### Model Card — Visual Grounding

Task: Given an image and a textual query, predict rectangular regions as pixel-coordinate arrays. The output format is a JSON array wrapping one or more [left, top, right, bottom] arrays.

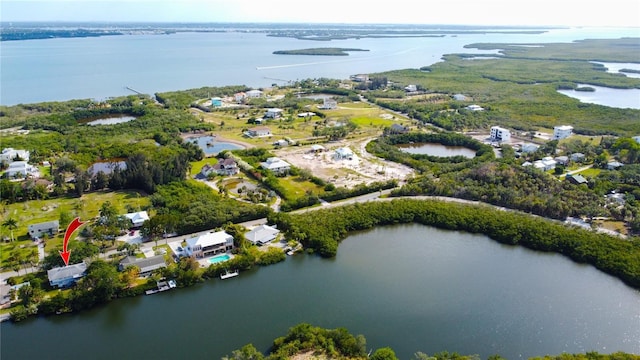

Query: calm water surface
[[85, 115, 136, 126], [398, 143, 477, 158], [187, 135, 244, 155], [2, 224, 639, 360], [557, 84, 640, 109], [2, 27, 638, 105]]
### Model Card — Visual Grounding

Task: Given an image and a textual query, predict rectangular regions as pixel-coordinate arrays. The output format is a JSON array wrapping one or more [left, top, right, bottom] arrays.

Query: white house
[[452, 94, 467, 101], [4, 161, 38, 178], [245, 224, 280, 246], [334, 147, 354, 160], [465, 104, 484, 111], [521, 143, 540, 153], [533, 156, 557, 171], [28, 220, 59, 240], [119, 255, 167, 277], [47, 262, 87, 288], [260, 157, 291, 175], [124, 211, 149, 228], [0, 148, 29, 165], [201, 159, 239, 177], [265, 108, 284, 119], [245, 126, 271, 138], [490, 126, 511, 143], [553, 125, 573, 140], [404, 84, 417, 92], [607, 161, 624, 170], [185, 230, 234, 258], [319, 98, 337, 110], [246, 89, 263, 98], [570, 153, 586, 162], [234, 92, 246, 103]]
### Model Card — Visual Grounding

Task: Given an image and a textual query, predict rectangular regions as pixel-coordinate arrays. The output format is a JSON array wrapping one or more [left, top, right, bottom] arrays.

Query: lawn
[[278, 176, 325, 199], [1, 190, 150, 267]]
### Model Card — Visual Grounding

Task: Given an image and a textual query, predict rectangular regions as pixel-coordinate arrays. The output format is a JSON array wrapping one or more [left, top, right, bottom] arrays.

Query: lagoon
[[557, 83, 640, 109], [2, 224, 638, 360], [188, 135, 244, 155], [85, 115, 136, 126]]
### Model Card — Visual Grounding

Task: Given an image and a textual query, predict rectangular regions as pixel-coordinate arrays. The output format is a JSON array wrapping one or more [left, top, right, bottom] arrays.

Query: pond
[[1, 224, 638, 360], [85, 115, 137, 126], [397, 142, 477, 158], [557, 83, 640, 109], [188, 135, 244, 155]]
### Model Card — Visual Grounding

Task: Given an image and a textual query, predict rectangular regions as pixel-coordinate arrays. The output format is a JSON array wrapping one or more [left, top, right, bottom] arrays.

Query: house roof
[[28, 220, 59, 231], [249, 126, 270, 132], [245, 224, 280, 245], [124, 211, 149, 225], [186, 231, 233, 249], [310, 144, 325, 151], [567, 174, 588, 184], [120, 255, 167, 273], [47, 262, 87, 282], [260, 157, 290, 171]]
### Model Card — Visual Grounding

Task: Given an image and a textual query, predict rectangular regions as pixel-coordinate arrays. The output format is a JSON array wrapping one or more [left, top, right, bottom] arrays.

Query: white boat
[[220, 270, 239, 280]]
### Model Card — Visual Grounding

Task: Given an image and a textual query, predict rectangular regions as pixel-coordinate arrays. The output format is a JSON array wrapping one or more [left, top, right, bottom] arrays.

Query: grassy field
[[1, 190, 150, 267]]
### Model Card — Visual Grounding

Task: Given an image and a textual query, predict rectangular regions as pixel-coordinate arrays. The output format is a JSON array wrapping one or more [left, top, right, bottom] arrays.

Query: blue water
[[209, 253, 231, 264], [2, 26, 638, 105], [557, 84, 640, 109], [188, 136, 243, 155]]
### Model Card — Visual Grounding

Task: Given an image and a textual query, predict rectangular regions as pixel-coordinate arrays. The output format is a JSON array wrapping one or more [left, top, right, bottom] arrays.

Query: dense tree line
[[150, 181, 271, 234], [155, 85, 251, 109], [268, 199, 640, 289], [224, 323, 638, 360]]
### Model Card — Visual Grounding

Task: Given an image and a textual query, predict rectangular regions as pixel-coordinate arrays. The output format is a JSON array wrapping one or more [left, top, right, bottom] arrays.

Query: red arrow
[[60, 217, 85, 266]]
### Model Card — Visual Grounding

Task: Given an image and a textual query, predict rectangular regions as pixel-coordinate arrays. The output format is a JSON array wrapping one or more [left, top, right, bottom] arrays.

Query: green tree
[[222, 344, 264, 360], [2, 217, 18, 242], [370, 347, 399, 360]]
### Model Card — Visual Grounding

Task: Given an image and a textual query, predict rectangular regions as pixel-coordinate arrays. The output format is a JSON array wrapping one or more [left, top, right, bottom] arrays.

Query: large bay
[[2, 224, 639, 359], [1, 26, 638, 105]]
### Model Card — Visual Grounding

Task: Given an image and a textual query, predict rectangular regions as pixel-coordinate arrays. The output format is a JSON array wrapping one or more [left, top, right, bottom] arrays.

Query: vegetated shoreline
[[273, 47, 369, 56]]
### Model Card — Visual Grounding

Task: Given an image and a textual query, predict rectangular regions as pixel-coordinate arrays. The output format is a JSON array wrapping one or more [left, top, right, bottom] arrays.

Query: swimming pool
[[208, 254, 231, 264]]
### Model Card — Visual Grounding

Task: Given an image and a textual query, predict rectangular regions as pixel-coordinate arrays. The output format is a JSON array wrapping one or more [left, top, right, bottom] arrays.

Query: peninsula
[[273, 47, 369, 56]]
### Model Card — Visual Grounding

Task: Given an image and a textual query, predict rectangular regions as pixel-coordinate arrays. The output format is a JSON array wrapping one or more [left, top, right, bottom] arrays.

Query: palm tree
[[2, 217, 18, 242]]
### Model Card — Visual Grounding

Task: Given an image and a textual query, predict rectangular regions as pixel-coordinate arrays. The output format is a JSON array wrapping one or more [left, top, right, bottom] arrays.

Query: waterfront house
[[123, 211, 149, 228], [28, 220, 59, 240], [185, 231, 234, 259], [119, 255, 167, 277], [350, 74, 369, 82], [245, 126, 272, 138], [245, 224, 280, 246], [260, 157, 291, 175], [334, 147, 354, 160], [0, 148, 30, 165], [47, 262, 87, 288]]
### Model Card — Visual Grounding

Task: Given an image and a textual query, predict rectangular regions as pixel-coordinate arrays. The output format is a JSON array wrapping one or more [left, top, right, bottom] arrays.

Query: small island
[[273, 47, 369, 56]]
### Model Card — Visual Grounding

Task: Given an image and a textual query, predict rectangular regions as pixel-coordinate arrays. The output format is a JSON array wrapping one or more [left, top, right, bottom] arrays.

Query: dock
[[145, 279, 177, 295], [125, 86, 144, 95], [220, 270, 239, 280]]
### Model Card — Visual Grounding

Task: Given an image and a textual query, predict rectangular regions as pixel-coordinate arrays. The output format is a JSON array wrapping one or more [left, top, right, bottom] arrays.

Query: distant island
[[273, 47, 369, 56]]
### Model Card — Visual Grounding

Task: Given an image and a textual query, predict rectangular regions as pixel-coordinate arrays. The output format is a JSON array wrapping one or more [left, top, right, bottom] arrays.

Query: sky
[[1, 0, 639, 27]]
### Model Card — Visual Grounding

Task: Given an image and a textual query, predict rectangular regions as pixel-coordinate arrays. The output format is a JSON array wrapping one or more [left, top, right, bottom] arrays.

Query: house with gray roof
[[28, 220, 59, 240], [47, 262, 87, 288], [245, 224, 280, 246], [119, 255, 167, 277]]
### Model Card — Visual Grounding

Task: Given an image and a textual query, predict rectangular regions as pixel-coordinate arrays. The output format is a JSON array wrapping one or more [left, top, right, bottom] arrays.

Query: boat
[[220, 270, 239, 280], [145, 279, 177, 295]]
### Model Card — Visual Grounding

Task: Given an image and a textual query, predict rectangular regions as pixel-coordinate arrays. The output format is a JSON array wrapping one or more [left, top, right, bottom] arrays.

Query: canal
[[2, 224, 639, 359]]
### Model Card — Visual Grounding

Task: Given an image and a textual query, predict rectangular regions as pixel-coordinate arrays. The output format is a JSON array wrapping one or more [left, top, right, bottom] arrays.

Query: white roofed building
[[553, 125, 573, 140], [490, 126, 511, 143], [260, 157, 291, 175], [124, 211, 150, 228], [0, 148, 30, 165], [185, 231, 234, 258], [245, 224, 280, 246]]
